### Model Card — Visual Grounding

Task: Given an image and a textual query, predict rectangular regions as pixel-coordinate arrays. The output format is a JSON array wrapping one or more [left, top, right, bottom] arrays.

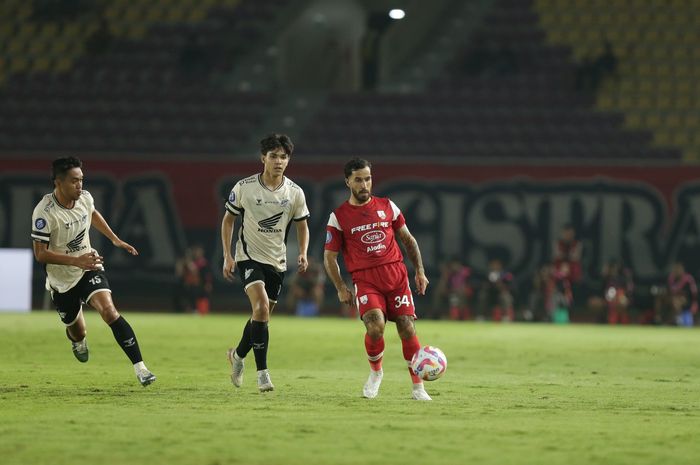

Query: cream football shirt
[[225, 174, 309, 272], [31, 191, 98, 293]]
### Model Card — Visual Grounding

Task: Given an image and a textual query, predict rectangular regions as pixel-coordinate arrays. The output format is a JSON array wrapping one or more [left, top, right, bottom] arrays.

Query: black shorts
[[51, 270, 111, 325], [237, 260, 284, 302]]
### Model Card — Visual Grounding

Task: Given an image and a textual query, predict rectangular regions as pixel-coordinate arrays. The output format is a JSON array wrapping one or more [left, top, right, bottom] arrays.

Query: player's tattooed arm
[[397, 225, 429, 295]]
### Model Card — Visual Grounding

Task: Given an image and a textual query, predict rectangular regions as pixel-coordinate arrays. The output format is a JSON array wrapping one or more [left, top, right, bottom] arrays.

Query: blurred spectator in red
[[174, 247, 200, 313], [668, 262, 698, 327], [286, 256, 325, 317], [477, 258, 514, 322], [551, 261, 574, 323], [434, 256, 473, 320], [526, 264, 554, 321], [191, 245, 213, 315], [602, 260, 634, 324], [552, 223, 582, 283]]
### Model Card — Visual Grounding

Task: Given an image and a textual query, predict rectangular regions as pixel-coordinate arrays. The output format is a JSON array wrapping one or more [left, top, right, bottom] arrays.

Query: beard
[[352, 188, 371, 203]]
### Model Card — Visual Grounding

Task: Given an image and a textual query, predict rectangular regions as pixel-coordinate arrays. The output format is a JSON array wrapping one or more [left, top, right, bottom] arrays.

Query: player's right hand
[[75, 251, 104, 270], [223, 256, 236, 282], [338, 285, 355, 308]]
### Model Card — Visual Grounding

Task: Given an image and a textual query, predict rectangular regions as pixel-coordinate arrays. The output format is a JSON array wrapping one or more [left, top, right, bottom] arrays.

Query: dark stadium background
[[1, 0, 699, 319]]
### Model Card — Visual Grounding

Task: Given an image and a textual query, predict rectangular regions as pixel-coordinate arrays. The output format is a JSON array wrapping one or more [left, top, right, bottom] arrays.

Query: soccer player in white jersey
[[31, 157, 156, 386], [222, 134, 310, 392], [324, 158, 432, 400]]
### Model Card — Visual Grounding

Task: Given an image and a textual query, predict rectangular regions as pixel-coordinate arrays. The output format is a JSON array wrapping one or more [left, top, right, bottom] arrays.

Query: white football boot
[[257, 369, 275, 392], [227, 348, 245, 387], [362, 369, 383, 399], [412, 383, 432, 401]]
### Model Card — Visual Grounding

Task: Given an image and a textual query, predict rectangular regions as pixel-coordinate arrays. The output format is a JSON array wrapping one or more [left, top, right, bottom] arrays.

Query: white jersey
[[225, 174, 309, 272], [31, 191, 97, 293]]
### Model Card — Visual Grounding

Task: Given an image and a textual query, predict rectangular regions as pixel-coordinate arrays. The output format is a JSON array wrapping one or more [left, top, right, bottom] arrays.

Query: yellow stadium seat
[[9, 56, 29, 73], [32, 57, 51, 72]]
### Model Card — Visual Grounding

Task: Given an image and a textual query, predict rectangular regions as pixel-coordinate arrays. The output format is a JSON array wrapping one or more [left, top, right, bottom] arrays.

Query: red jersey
[[325, 196, 406, 273]]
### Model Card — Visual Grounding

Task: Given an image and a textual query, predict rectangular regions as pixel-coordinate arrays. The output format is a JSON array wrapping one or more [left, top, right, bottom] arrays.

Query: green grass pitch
[[1, 312, 699, 465]]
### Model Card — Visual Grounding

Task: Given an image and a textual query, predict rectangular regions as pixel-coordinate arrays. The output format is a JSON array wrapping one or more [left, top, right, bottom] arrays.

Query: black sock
[[235, 318, 253, 358], [251, 320, 269, 371], [109, 316, 143, 364]]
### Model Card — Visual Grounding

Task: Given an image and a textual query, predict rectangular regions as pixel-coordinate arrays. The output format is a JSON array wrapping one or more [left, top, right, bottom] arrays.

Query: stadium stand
[[0, 0, 284, 154], [297, 0, 680, 161], [535, 0, 700, 162], [0, 0, 690, 161]]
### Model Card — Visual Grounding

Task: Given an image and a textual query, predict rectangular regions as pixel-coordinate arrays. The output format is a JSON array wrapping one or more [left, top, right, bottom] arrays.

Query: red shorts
[[352, 261, 416, 321]]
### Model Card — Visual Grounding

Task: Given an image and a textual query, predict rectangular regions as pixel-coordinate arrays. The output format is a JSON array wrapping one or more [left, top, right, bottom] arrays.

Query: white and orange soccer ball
[[410, 345, 447, 381]]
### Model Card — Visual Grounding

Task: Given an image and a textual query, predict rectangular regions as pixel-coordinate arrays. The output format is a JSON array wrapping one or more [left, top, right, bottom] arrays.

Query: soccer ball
[[411, 345, 447, 381]]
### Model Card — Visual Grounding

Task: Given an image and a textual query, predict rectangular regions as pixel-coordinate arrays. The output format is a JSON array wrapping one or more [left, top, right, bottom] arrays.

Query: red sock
[[364, 333, 384, 371], [401, 335, 422, 384]]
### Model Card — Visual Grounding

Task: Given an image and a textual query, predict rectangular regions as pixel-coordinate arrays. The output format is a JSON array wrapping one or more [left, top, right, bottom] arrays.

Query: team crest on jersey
[[35, 218, 47, 229], [359, 295, 368, 305], [280, 199, 289, 207], [377, 210, 386, 219]]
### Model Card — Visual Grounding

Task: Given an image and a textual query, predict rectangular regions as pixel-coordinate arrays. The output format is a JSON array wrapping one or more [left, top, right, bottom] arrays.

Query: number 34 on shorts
[[394, 294, 413, 308]]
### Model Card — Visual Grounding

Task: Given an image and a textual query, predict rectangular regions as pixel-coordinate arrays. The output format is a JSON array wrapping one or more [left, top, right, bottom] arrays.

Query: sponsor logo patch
[[361, 231, 386, 244]]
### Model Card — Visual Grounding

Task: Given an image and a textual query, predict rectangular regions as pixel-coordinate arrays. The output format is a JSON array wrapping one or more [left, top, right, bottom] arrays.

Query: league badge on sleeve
[[228, 191, 236, 204], [35, 218, 47, 229], [325, 231, 332, 244]]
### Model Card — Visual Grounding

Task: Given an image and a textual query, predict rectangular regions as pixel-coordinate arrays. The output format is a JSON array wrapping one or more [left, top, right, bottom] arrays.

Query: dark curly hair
[[260, 133, 294, 157], [52, 156, 82, 181], [343, 158, 371, 179]]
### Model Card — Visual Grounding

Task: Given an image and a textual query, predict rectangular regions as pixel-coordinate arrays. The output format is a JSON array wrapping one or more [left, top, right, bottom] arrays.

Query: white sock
[[133, 361, 146, 372]]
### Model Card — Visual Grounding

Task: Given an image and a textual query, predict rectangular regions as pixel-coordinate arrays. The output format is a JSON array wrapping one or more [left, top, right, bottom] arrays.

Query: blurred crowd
[[431, 224, 698, 326], [173, 224, 697, 326]]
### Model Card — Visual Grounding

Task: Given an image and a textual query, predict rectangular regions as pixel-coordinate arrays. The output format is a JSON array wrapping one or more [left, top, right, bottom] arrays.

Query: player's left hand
[[297, 254, 308, 273], [113, 239, 138, 256], [415, 272, 429, 295]]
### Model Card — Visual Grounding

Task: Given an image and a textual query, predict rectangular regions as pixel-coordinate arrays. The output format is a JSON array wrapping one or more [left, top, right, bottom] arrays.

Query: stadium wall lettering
[[2, 161, 700, 285]]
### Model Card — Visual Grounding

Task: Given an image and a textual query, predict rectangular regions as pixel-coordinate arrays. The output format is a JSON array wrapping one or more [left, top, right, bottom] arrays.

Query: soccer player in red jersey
[[323, 158, 432, 400]]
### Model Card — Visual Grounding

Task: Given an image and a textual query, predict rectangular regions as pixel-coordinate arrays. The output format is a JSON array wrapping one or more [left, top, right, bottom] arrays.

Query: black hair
[[260, 133, 294, 156], [343, 157, 371, 179], [52, 156, 82, 181]]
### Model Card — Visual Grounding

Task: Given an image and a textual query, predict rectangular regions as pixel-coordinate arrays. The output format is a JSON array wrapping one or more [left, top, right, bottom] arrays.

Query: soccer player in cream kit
[[222, 134, 310, 392], [324, 158, 433, 400], [31, 157, 155, 386]]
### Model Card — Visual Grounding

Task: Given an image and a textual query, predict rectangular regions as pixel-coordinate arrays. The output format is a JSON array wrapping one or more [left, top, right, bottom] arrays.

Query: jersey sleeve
[[293, 187, 310, 221], [225, 182, 243, 216], [83, 190, 96, 214], [31, 203, 52, 244], [389, 199, 406, 230], [324, 212, 343, 252]]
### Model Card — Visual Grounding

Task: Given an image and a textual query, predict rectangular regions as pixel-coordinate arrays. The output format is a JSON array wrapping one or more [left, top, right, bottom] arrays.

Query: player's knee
[[253, 301, 271, 318], [99, 305, 120, 324], [395, 316, 416, 338], [366, 323, 384, 340]]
